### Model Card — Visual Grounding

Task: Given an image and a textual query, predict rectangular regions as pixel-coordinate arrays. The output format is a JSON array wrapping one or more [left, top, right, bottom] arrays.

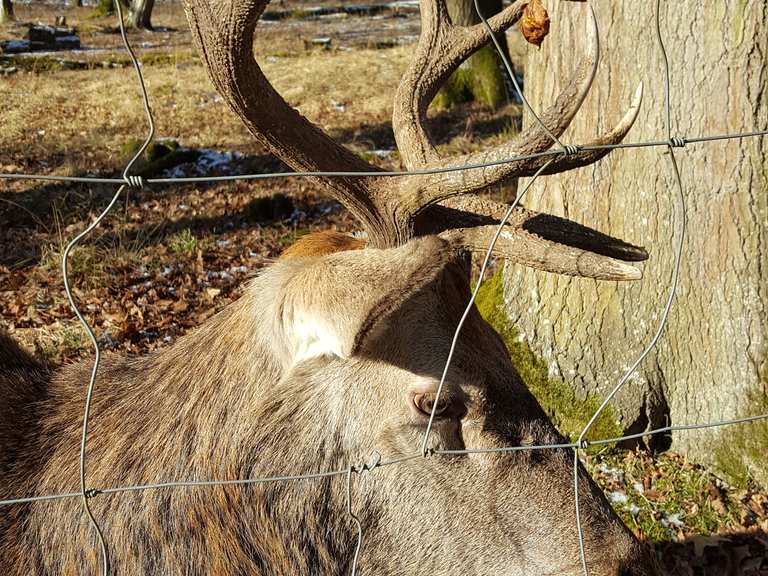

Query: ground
[[0, 2, 766, 573]]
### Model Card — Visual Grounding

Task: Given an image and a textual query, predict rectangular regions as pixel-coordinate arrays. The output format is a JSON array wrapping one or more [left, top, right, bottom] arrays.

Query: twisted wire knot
[[561, 144, 581, 156], [578, 439, 590, 450], [351, 452, 382, 474], [421, 447, 435, 458], [125, 175, 145, 189], [668, 136, 686, 148], [83, 488, 102, 499]]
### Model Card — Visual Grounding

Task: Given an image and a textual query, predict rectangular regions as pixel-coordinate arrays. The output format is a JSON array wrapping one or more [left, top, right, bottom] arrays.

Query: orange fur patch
[[280, 231, 367, 259]]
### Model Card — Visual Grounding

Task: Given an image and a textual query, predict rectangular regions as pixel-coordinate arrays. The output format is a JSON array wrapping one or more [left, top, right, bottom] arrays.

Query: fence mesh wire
[[1, 0, 767, 575]]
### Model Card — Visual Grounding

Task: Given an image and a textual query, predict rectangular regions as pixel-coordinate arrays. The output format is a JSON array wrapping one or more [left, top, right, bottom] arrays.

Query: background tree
[[434, 0, 513, 109], [92, 0, 127, 18], [504, 1, 768, 484], [91, 0, 153, 29], [128, 0, 155, 29], [0, 0, 15, 24]]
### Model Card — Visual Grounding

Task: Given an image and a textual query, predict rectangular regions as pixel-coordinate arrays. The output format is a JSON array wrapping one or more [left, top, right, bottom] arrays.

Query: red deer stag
[[0, 0, 660, 574]]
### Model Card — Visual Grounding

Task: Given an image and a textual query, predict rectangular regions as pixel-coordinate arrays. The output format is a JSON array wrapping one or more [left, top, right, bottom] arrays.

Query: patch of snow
[[624, 503, 641, 516], [661, 513, 684, 529], [370, 149, 394, 158], [2, 40, 31, 52], [608, 491, 628, 504], [597, 463, 625, 482], [197, 149, 242, 172], [164, 148, 242, 178], [289, 208, 307, 223]]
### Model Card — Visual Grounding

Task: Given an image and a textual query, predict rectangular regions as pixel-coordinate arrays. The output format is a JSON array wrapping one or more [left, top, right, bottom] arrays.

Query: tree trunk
[[128, 0, 155, 30], [504, 2, 768, 483], [0, 0, 15, 23], [92, 0, 127, 18], [434, 0, 512, 109]]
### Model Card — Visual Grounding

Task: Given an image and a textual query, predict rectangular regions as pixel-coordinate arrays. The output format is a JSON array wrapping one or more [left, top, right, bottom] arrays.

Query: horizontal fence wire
[[2, 131, 768, 187], [3, 413, 767, 507], [1, 0, 767, 575]]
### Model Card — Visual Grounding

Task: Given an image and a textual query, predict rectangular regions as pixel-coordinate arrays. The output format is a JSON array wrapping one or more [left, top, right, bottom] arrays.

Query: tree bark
[[435, 0, 512, 109], [504, 2, 768, 481], [128, 0, 155, 30], [0, 0, 15, 23], [92, 0, 127, 18]]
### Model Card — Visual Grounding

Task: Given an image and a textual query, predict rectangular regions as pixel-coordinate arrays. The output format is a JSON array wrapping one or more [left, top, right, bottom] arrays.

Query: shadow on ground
[[655, 529, 767, 575]]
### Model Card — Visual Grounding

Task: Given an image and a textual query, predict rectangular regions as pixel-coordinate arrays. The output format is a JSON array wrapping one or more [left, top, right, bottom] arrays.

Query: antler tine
[[445, 226, 643, 281], [419, 196, 646, 281], [393, 2, 605, 218], [392, 0, 528, 170], [183, 0, 649, 271], [483, 82, 644, 179]]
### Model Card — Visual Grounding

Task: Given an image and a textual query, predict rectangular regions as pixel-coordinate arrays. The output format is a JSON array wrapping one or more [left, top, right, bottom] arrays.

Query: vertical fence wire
[[571, 1, 688, 572], [420, 157, 555, 454], [62, 0, 159, 573]]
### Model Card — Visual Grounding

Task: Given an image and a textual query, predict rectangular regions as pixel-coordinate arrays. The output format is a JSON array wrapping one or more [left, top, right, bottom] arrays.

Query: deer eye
[[412, 392, 452, 418]]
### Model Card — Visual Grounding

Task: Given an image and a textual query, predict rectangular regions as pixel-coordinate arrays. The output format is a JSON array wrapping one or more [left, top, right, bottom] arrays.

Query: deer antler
[[182, 0, 391, 241], [182, 0, 648, 280]]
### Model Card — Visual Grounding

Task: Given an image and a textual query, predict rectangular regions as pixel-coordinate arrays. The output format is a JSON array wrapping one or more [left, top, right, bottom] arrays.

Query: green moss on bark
[[474, 268, 622, 444], [90, 0, 127, 18], [433, 46, 509, 109], [713, 389, 768, 489], [121, 138, 200, 178]]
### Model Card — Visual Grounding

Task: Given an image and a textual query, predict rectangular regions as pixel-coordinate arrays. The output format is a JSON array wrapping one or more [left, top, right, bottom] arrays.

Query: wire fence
[[1, 0, 767, 574]]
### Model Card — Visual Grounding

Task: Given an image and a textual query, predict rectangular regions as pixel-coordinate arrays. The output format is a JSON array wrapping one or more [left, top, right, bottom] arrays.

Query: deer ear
[[277, 236, 460, 363]]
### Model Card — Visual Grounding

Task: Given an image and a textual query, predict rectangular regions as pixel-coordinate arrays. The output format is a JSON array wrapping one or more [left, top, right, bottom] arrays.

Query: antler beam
[[183, 0, 648, 280], [182, 0, 394, 242]]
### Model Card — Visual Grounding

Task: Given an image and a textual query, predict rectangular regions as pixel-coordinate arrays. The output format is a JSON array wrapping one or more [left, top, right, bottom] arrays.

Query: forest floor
[[1, 3, 766, 574]]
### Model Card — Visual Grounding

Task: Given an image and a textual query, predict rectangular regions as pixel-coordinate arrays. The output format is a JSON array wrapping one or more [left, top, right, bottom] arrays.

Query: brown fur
[[0, 331, 50, 474], [280, 231, 367, 259], [0, 236, 659, 575]]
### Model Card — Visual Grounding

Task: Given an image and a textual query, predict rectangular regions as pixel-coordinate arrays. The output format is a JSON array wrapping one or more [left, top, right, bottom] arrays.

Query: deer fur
[[0, 234, 658, 575]]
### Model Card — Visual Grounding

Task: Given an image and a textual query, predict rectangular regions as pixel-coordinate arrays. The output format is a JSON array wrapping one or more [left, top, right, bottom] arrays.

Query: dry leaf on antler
[[520, 0, 550, 47]]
